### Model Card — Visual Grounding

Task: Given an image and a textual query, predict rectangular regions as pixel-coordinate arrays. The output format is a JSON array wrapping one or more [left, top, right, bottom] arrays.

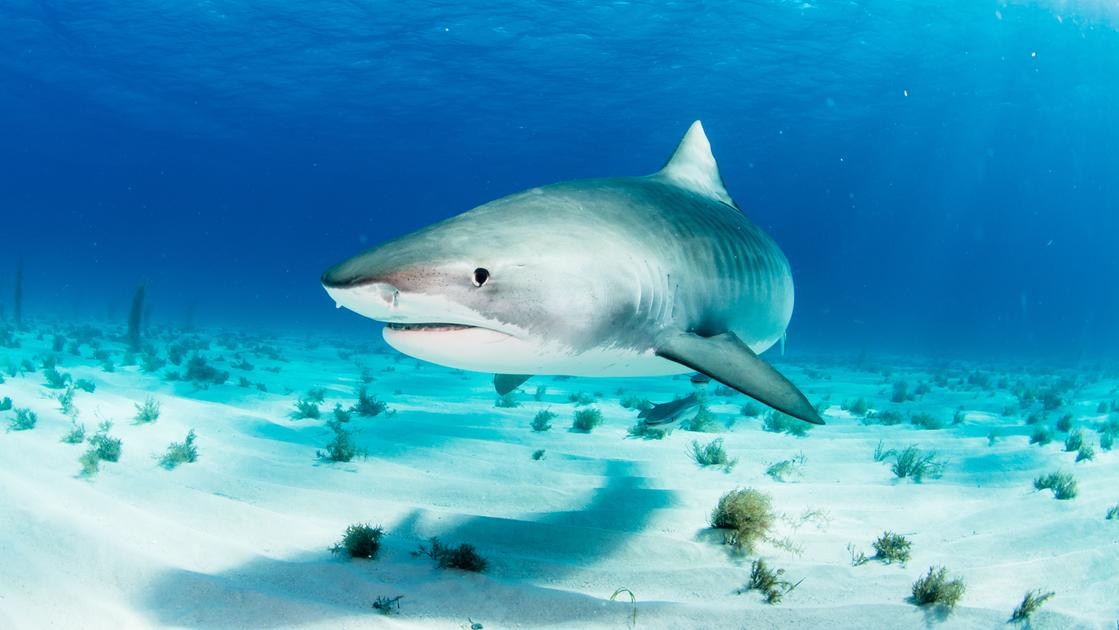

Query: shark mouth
[[384, 322, 477, 332]]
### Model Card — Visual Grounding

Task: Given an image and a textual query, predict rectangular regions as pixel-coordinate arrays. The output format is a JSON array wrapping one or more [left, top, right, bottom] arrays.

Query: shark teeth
[[385, 322, 475, 332]]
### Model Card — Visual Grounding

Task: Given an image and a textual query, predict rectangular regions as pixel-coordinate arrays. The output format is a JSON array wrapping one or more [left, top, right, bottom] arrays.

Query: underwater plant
[[571, 407, 604, 432], [1034, 471, 1077, 499], [872, 531, 912, 564], [330, 523, 384, 559], [89, 421, 121, 462], [303, 386, 326, 403], [765, 454, 806, 482], [1009, 589, 1054, 623], [80, 421, 122, 477], [1063, 429, 1084, 452], [739, 559, 801, 605], [57, 385, 78, 417], [911, 566, 965, 610], [291, 398, 321, 420], [74, 378, 96, 393], [888, 445, 945, 482], [567, 391, 595, 406], [842, 397, 870, 416], [414, 537, 487, 572], [891, 380, 910, 403], [681, 404, 722, 432], [689, 438, 737, 471], [317, 420, 364, 462], [1106, 505, 1118, 520], [763, 410, 811, 436], [0, 396, 11, 411], [43, 366, 72, 389], [159, 430, 198, 469], [740, 401, 762, 417], [134, 397, 161, 424], [61, 420, 86, 444], [332, 403, 352, 423], [141, 351, 167, 373], [1076, 444, 1095, 463], [627, 420, 669, 440], [1056, 413, 1073, 433], [863, 408, 904, 426], [617, 391, 644, 411], [9, 407, 37, 431], [531, 449, 545, 460], [709, 488, 774, 553], [494, 392, 520, 408], [354, 385, 390, 417], [908, 411, 944, 430], [372, 595, 403, 615], [1029, 425, 1052, 446], [530, 408, 555, 432], [184, 354, 229, 385]]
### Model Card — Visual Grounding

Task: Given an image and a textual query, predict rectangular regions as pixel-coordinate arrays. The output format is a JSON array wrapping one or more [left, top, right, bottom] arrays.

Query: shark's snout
[[320, 264, 368, 289]]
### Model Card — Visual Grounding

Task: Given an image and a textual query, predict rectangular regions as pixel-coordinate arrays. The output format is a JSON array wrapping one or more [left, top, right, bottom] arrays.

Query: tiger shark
[[322, 121, 823, 425]]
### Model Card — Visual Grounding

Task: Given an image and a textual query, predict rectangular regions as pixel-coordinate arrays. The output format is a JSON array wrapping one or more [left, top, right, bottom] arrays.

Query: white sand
[[0, 325, 1116, 629]]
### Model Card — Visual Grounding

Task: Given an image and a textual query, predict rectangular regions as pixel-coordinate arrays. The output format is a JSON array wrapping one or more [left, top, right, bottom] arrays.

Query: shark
[[322, 121, 823, 426]]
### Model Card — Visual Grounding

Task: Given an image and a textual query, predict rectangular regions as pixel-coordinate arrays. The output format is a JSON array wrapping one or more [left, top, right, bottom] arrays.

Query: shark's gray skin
[[322, 121, 823, 425]]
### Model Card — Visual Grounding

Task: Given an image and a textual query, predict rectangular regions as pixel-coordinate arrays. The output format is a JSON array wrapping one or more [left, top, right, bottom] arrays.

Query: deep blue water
[[1, 1, 1116, 359]]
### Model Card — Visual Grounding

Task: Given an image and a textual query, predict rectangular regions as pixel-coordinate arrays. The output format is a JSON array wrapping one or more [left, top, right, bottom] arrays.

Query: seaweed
[[890, 445, 946, 482], [908, 411, 944, 430], [9, 407, 37, 431], [1029, 425, 1052, 446], [739, 559, 802, 604], [1033, 471, 1077, 499], [531, 409, 556, 432], [413, 537, 487, 572], [159, 430, 198, 469], [291, 399, 321, 420], [911, 566, 965, 610], [1009, 589, 1054, 623], [763, 410, 811, 436], [61, 421, 86, 444], [43, 366, 72, 389], [372, 595, 403, 615], [354, 385, 390, 417], [571, 407, 604, 432], [765, 454, 806, 482], [871, 531, 912, 564], [330, 523, 384, 559], [134, 397, 161, 424], [689, 438, 737, 471], [317, 420, 364, 462], [710, 488, 774, 553], [494, 392, 520, 408]]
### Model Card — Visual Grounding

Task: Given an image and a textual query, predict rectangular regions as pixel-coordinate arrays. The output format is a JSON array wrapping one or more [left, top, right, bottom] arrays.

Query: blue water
[[1, 1, 1117, 359]]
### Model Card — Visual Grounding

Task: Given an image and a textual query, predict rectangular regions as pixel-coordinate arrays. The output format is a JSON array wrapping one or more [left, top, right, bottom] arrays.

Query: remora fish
[[322, 121, 822, 425]]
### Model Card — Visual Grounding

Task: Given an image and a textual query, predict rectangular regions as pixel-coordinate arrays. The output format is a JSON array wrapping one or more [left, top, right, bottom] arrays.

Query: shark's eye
[[472, 267, 490, 287]]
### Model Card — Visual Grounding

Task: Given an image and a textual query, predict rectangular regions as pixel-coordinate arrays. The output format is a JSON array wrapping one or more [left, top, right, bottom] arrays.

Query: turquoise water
[[0, 1, 1117, 628]]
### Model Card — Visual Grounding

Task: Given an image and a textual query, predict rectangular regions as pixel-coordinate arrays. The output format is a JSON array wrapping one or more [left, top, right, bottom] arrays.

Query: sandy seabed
[[0, 322, 1116, 629]]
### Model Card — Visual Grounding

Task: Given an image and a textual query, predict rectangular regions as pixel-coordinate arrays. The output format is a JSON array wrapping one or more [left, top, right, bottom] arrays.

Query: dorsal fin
[[656, 120, 738, 209]]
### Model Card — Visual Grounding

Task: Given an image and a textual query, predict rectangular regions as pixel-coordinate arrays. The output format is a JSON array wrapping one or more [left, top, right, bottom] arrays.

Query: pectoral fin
[[494, 373, 532, 396], [655, 331, 823, 425]]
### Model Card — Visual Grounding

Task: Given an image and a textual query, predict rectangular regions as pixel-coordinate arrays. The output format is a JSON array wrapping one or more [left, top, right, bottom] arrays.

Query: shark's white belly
[[382, 326, 689, 377]]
